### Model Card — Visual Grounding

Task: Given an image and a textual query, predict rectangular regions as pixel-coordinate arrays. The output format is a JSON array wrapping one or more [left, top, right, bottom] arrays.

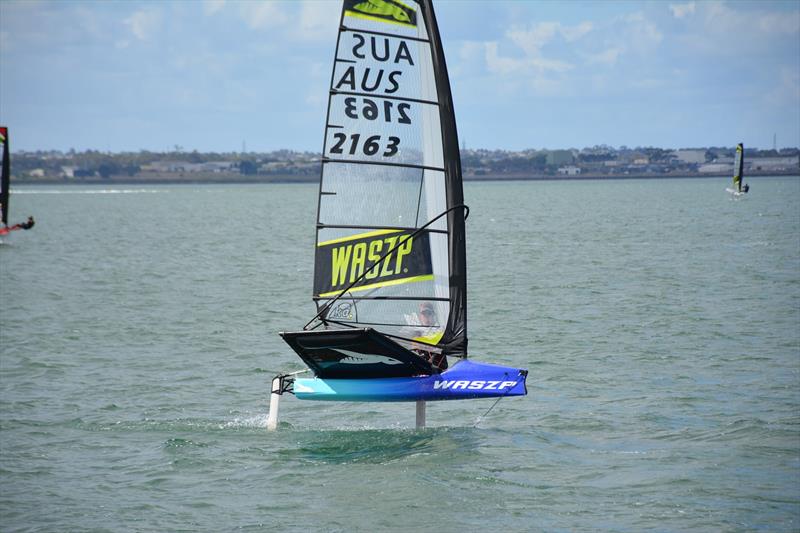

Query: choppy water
[[1, 178, 798, 531]]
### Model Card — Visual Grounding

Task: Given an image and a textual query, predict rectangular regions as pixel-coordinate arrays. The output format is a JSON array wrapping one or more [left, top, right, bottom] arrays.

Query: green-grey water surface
[[1, 178, 798, 531]]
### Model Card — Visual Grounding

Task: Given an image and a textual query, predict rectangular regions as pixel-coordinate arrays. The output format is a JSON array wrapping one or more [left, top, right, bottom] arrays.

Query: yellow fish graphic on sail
[[345, 0, 417, 28]]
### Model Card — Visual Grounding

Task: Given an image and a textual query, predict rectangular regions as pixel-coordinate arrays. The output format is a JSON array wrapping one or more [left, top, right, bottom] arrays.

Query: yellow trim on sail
[[384, 0, 415, 11], [413, 330, 444, 346], [318, 273, 433, 298], [317, 229, 404, 247], [344, 10, 416, 29]]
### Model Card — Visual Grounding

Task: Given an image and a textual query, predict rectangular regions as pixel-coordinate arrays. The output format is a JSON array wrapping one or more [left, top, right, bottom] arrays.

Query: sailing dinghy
[[726, 143, 749, 196], [0, 127, 35, 237], [273, 0, 527, 419]]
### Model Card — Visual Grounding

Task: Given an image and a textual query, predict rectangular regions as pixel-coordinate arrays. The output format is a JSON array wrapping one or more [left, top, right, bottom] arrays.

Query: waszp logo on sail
[[314, 230, 432, 297]]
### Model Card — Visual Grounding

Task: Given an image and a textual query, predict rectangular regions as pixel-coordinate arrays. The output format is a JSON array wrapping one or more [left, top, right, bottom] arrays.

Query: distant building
[[749, 155, 800, 171], [142, 161, 236, 173], [699, 163, 731, 173], [144, 161, 192, 173], [673, 150, 706, 164], [557, 165, 581, 176]]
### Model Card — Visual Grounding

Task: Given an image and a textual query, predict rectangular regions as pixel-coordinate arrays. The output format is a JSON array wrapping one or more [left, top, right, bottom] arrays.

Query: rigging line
[[312, 295, 450, 302], [303, 203, 470, 331], [473, 370, 528, 428]]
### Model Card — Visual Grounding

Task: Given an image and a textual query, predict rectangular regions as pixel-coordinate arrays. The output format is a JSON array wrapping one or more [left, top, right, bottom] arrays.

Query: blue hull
[[294, 360, 527, 402]]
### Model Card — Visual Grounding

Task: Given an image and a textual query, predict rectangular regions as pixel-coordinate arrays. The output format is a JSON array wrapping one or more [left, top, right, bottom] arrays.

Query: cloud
[[586, 47, 622, 66], [484, 41, 572, 75], [124, 8, 163, 41], [766, 66, 800, 106], [297, 1, 341, 41], [755, 9, 800, 34], [238, 2, 288, 30], [699, 1, 799, 36], [669, 1, 799, 57], [669, 2, 696, 19], [620, 12, 663, 52], [506, 21, 592, 57], [203, 0, 225, 17], [560, 21, 593, 42], [480, 21, 593, 78], [230, 1, 337, 42]]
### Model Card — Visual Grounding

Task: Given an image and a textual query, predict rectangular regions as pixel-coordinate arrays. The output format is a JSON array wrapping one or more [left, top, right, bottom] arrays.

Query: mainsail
[[733, 143, 744, 192], [308, 0, 467, 358], [1, 127, 9, 226]]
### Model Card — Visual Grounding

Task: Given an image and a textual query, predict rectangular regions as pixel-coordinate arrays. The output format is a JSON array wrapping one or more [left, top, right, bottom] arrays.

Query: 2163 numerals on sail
[[330, 133, 400, 157], [344, 97, 411, 124]]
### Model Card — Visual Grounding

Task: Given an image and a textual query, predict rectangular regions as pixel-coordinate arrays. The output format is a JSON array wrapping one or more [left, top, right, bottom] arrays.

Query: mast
[[419, 0, 467, 356]]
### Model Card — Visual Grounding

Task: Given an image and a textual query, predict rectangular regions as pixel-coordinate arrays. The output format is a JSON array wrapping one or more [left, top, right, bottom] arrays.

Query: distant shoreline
[[11, 170, 799, 186]]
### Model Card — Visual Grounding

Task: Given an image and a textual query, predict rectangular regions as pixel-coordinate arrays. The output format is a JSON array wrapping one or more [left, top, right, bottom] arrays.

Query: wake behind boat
[[270, 0, 527, 427], [0, 127, 35, 237], [726, 142, 750, 197]]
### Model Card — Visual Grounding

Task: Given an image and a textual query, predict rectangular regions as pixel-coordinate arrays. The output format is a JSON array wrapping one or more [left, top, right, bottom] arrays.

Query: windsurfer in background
[[9, 215, 35, 231], [743, 183, 749, 193], [411, 302, 448, 371]]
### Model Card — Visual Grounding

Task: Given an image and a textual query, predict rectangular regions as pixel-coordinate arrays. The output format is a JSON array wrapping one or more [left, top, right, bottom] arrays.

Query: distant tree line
[[9, 146, 799, 181]]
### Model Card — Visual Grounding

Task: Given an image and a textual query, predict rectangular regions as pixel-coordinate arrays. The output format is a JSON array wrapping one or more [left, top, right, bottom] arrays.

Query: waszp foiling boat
[[275, 0, 527, 412], [0, 127, 12, 235], [0, 127, 35, 237], [726, 143, 749, 196]]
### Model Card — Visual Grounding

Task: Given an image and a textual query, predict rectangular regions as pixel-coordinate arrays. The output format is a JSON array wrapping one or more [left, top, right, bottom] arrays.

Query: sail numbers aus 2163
[[330, 34, 418, 158]]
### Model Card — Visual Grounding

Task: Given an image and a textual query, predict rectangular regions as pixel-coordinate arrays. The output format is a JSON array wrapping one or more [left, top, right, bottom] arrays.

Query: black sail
[[0, 127, 9, 226], [310, 0, 468, 358], [733, 143, 744, 192]]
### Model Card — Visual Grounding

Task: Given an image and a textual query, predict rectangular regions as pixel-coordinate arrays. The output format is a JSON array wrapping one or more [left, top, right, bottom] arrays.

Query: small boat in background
[[0, 127, 35, 237], [726, 142, 750, 197]]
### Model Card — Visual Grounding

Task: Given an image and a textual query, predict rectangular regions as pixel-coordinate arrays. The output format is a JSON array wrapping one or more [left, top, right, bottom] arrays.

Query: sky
[[1, 0, 798, 153]]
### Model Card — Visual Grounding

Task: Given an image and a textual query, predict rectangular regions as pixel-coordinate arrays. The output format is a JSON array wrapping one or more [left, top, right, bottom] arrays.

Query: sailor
[[412, 302, 448, 371], [743, 184, 749, 193], [10, 216, 35, 231], [20, 216, 35, 230]]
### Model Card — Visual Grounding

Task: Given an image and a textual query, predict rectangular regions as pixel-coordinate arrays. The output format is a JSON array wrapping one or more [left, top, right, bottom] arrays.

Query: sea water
[[1, 178, 798, 531]]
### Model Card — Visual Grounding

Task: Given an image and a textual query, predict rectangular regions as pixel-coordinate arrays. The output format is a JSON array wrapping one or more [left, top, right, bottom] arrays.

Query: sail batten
[[322, 159, 445, 172], [308, 0, 467, 358], [340, 26, 431, 44], [327, 91, 441, 106]]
